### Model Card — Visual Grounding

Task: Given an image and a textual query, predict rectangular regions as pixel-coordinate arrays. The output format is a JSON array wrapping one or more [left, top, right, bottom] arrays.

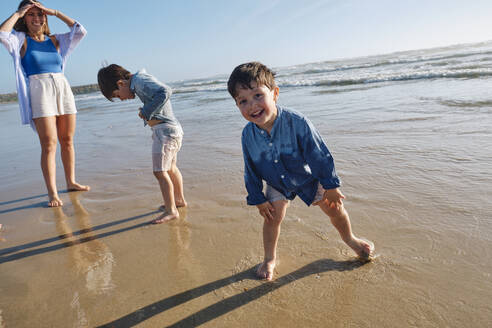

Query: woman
[[0, 0, 89, 207]]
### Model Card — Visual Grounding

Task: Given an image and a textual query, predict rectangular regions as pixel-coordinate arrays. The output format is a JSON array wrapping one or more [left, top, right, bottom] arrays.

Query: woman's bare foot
[[152, 210, 179, 224], [257, 259, 276, 281], [67, 182, 91, 192], [346, 237, 374, 260], [48, 195, 63, 207]]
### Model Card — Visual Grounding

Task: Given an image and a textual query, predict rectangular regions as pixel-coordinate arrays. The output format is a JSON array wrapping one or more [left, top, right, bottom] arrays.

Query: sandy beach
[[1, 43, 492, 327]]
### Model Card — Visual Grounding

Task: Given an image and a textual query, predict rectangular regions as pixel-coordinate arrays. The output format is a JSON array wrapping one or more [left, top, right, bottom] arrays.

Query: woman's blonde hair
[[14, 0, 51, 36]]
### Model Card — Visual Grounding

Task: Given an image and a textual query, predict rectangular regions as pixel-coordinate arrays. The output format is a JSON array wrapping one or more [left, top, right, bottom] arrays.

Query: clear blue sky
[[1, 0, 492, 93]]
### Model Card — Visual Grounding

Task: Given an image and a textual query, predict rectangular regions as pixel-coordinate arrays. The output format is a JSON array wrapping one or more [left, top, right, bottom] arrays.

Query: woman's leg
[[56, 114, 90, 191], [34, 116, 62, 207]]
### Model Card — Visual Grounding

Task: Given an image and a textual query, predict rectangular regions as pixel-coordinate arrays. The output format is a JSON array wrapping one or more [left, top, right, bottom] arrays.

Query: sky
[[1, 0, 492, 93]]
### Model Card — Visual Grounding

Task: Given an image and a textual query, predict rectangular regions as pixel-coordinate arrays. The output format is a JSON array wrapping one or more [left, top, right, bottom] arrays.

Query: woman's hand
[[32, 1, 57, 16], [16, 2, 35, 17]]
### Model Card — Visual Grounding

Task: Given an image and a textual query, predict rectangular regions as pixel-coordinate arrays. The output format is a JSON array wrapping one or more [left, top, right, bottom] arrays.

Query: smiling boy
[[228, 62, 374, 280]]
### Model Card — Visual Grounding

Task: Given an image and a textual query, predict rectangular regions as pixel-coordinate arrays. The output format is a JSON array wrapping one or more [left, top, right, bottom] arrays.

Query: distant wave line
[[281, 50, 492, 77], [280, 70, 492, 88]]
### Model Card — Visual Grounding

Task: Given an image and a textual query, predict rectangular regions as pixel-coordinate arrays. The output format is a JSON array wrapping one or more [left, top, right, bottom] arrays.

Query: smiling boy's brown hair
[[227, 62, 277, 99]]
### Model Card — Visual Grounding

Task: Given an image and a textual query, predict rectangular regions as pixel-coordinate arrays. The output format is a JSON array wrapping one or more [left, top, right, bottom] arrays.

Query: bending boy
[[98, 64, 186, 223], [228, 62, 374, 281]]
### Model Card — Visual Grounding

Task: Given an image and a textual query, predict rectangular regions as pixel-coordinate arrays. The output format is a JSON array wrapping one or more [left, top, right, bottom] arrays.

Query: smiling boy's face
[[112, 79, 135, 101], [235, 81, 279, 133]]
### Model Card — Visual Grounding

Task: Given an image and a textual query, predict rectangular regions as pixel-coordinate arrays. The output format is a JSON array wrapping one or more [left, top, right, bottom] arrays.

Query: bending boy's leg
[[57, 114, 90, 192], [152, 170, 179, 224], [259, 199, 289, 281], [318, 200, 373, 259], [168, 157, 187, 207], [34, 117, 62, 207]]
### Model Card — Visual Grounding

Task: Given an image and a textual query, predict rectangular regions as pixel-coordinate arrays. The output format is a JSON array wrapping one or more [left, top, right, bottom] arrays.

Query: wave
[[286, 50, 492, 77], [277, 69, 492, 88], [438, 99, 492, 108]]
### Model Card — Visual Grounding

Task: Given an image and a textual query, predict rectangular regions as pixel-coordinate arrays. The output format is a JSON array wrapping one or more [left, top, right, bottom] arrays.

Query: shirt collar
[[130, 68, 147, 92], [252, 104, 282, 136]]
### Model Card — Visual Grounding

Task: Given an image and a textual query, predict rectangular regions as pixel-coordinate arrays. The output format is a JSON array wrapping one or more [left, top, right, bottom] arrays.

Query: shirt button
[[281, 175, 285, 179], [274, 159, 278, 163], [261, 131, 264, 134], [269, 143, 273, 147]]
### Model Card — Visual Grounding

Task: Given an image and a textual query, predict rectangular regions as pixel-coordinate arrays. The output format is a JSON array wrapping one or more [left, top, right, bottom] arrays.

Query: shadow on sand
[[0, 191, 160, 263], [99, 258, 367, 327]]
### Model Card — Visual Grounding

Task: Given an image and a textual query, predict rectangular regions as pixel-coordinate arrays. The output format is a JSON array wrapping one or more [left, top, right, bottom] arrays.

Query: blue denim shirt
[[241, 106, 341, 206], [130, 69, 183, 136]]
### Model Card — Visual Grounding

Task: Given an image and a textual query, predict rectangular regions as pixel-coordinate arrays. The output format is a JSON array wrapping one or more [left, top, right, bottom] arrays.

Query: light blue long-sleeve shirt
[[241, 106, 341, 206], [130, 69, 182, 137]]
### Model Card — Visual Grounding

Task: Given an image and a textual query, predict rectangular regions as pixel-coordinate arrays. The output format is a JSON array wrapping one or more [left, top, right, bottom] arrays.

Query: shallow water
[[1, 42, 492, 327]]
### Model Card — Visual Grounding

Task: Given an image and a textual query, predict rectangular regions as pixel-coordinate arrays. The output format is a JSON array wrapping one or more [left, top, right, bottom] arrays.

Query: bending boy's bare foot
[[346, 237, 374, 260], [158, 201, 187, 211], [67, 182, 91, 192], [48, 195, 63, 207], [257, 259, 275, 281], [152, 210, 179, 224]]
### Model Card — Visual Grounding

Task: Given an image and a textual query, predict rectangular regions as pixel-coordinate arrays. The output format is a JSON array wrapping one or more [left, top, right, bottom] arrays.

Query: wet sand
[[1, 77, 492, 327]]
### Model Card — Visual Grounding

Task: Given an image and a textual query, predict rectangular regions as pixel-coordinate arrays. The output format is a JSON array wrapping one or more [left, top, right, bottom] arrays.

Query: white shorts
[[152, 124, 182, 172], [265, 183, 325, 205], [29, 73, 77, 119]]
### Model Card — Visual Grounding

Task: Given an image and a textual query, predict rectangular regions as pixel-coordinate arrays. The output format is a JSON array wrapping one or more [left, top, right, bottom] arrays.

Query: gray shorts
[[151, 124, 182, 172], [265, 183, 325, 205]]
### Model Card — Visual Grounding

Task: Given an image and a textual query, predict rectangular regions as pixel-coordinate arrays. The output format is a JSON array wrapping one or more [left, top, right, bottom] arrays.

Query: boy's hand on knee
[[323, 188, 345, 209], [257, 202, 275, 221]]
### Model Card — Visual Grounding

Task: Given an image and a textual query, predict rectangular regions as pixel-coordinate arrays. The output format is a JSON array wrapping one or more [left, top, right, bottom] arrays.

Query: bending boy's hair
[[227, 62, 277, 98], [97, 64, 132, 101]]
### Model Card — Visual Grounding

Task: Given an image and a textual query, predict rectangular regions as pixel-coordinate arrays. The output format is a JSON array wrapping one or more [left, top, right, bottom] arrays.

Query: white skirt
[[29, 72, 77, 119]]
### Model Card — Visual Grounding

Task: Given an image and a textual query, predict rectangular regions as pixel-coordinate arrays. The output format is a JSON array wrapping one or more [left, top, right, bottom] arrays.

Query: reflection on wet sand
[[167, 207, 193, 277], [52, 192, 115, 327], [53, 192, 115, 295]]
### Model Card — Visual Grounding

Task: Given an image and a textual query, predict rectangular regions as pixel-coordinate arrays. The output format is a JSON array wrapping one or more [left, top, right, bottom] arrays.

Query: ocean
[[1, 41, 491, 327]]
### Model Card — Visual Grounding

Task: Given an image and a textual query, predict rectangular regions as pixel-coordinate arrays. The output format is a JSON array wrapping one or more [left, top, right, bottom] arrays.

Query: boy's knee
[[153, 170, 167, 179]]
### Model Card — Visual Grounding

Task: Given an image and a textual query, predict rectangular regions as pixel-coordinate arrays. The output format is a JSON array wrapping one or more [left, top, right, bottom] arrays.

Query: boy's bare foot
[[256, 259, 275, 281], [151, 211, 179, 224], [347, 237, 374, 260], [67, 182, 91, 192], [48, 195, 63, 207], [158, 201, 187, 211]]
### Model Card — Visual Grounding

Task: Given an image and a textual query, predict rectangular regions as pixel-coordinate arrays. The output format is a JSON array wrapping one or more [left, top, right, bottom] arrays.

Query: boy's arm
[[242, 134, 268, 206], [300, 117, 341, 190], [140, 83, 172, 121]]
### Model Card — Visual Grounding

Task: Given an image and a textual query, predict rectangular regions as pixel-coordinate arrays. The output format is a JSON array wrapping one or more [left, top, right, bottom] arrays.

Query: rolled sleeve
[[140, 84, 172, 120], [301, 118, 341, 190], [242, 134, 268, 205]]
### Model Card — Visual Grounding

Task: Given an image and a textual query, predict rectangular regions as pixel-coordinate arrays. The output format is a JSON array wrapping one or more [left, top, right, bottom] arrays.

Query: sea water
[[1, 41, 491, 327]]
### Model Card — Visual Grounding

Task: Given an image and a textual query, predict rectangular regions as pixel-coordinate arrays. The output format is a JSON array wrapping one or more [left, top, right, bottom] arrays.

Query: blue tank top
[[21, 36, 63, 76]]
